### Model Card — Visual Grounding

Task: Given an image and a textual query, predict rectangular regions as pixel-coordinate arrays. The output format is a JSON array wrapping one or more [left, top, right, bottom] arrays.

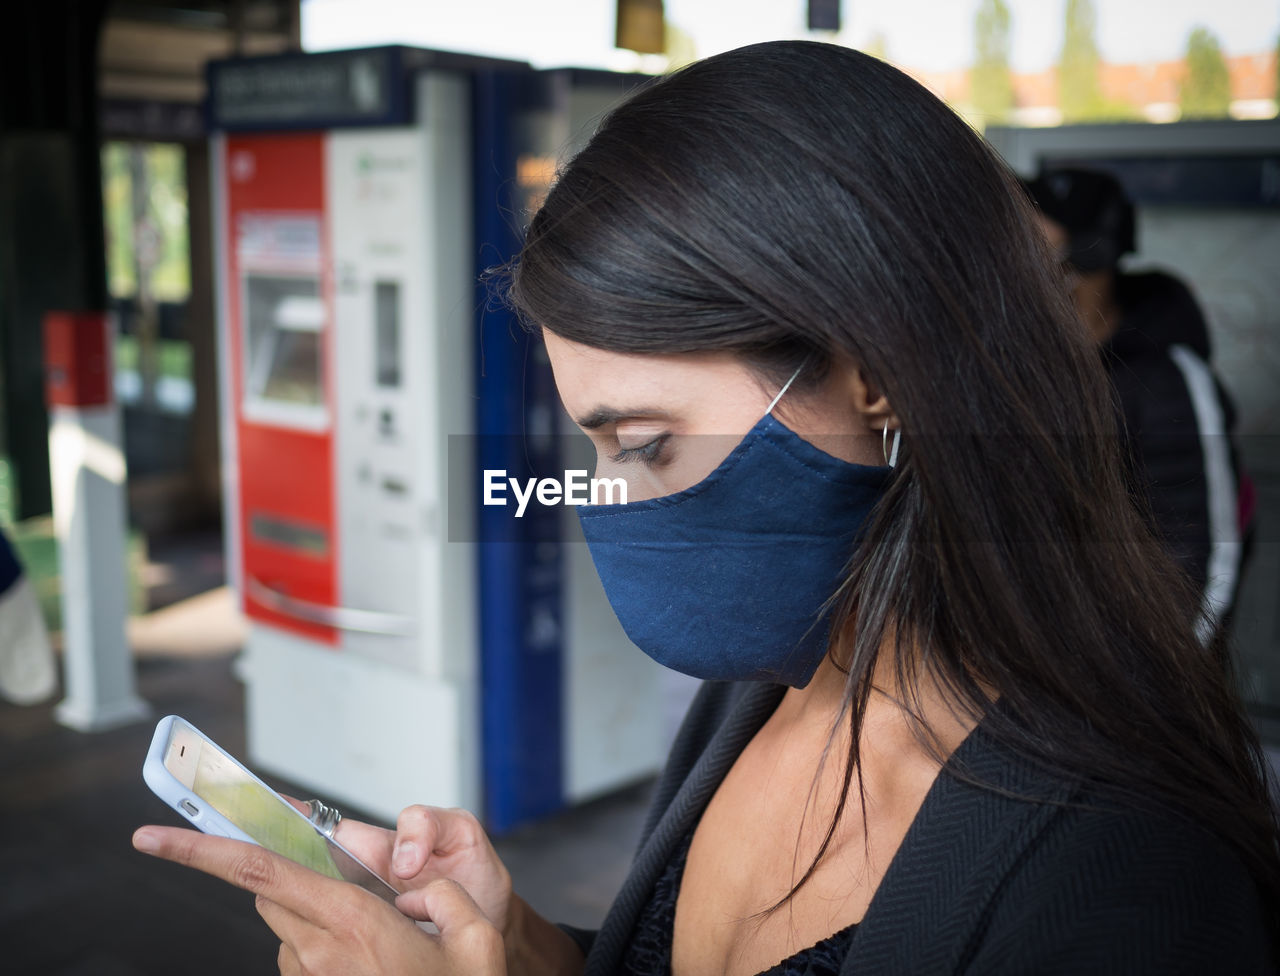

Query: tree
[[1180, 27, 1232, 119], [663, 20, 698, 71], [864, 31, 889, 62], [971, 0, 1014, 125], [1058, 0, 1103, 122]]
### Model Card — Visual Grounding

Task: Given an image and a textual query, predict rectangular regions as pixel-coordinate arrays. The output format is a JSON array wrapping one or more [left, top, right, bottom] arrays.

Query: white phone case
[[144, 715, 256, 842], [142, 714, 400, 905]]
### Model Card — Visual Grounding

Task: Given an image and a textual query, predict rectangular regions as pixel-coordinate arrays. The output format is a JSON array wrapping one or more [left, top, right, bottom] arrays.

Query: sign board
[[208, 48, 404, 130]]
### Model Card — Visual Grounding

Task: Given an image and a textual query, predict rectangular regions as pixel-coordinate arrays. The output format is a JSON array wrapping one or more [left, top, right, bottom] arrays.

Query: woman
[[134, 41, 1279, 973]]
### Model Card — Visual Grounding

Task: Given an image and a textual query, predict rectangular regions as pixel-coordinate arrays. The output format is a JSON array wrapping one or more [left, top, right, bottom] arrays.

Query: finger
[[133, 825, 342, 924], [277, 941, 302, 976], [332, 818, 397, 878], [274, 795, 398, 880], [256, 892, 311, 946], [391, 806, 484, 879], [279, 794, 310, 817], [399, 878, 502, 963], [392, 806, 444, 878]]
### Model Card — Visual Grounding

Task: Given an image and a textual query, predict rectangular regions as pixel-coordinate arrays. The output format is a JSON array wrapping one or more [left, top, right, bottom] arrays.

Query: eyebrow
[[574, 406, 673, 430]]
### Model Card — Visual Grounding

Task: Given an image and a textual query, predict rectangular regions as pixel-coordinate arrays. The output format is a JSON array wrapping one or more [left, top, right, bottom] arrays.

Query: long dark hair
[[505, 40, 1280, 926]]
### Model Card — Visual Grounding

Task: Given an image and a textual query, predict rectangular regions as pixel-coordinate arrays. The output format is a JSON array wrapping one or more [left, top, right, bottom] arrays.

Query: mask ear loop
[[882, 425, 901, 468], [765, 366, 804, 415]]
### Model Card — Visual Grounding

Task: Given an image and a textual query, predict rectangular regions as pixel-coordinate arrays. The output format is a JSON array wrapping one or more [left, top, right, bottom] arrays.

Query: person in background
[[0, 527, 56, 704], [1024, 167, 1253, 648]]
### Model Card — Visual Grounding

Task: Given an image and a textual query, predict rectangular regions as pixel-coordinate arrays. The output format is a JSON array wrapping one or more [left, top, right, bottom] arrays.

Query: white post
[[45, 311, 149, 731]]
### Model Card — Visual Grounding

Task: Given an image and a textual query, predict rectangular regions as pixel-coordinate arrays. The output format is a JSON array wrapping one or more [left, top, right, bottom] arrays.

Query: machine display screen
[[375, 280, 401, 388], [244, 273, 326, 408]]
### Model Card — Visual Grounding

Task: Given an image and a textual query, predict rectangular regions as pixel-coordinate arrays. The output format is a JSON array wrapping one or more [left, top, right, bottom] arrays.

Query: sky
[[301, 0, 1280, 73]]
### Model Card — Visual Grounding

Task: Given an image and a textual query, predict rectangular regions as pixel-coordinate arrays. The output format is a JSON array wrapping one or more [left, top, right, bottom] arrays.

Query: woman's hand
[[132, 825, 505, 975], [322, 804, 513, 931], [330, 805, 585, 976]]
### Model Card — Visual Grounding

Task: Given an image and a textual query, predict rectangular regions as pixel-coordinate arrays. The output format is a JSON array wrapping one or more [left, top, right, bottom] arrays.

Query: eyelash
[[609, 434, 670, 467]]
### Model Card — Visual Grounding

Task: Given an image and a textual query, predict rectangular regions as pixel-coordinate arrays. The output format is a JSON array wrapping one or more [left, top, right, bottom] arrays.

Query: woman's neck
[[773, 645, 985, 790]]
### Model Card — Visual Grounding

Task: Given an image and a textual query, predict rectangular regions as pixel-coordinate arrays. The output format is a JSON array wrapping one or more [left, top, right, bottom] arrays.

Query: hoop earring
[[882, 424, 901, 468]]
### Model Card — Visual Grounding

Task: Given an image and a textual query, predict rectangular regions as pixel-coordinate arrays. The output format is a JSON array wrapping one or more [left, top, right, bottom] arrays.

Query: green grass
[[114, 336, 192, 380]]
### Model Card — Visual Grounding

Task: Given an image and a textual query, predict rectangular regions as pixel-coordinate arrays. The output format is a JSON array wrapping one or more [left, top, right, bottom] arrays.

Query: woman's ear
[[847, 365, 898, 433]]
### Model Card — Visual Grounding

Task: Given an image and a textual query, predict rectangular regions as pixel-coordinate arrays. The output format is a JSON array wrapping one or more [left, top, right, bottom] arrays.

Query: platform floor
[[0, 649, 649, 976]]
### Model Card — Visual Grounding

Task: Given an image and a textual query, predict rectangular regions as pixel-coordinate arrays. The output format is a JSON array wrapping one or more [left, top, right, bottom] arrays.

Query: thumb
[[400, 879, 504, 968], [397, 877, 492, 930]]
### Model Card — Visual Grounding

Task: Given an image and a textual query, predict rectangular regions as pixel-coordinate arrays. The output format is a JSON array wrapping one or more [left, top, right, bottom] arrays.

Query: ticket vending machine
[[209, 48, 670, 831]]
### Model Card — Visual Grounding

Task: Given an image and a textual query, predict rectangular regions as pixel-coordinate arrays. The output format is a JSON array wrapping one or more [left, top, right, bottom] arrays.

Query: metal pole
[[45, 311, 149, 732]]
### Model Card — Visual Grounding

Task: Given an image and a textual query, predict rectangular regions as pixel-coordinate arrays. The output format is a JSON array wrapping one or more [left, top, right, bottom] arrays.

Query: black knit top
[[564, 682, 1274, 975]]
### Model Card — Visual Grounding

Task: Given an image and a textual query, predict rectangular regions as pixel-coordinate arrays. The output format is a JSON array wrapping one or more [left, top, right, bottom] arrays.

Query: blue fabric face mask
[[576, 383, 891, 688]]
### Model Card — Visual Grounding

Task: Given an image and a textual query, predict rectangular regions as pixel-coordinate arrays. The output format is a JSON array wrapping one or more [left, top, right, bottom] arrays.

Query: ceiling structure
[[101, 0, 301, 103]]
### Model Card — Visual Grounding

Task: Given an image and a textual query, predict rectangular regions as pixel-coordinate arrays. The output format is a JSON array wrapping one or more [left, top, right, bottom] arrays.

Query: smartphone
[[143, 715, 400, 907]]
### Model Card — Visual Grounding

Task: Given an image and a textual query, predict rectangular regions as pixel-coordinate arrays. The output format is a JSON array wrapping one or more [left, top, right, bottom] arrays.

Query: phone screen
[[162, 720, 396, 902]]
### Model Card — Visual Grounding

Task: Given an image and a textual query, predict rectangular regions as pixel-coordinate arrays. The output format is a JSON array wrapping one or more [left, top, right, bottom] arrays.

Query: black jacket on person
[[1103, 271, 1245, 634], [564, 681, 1273, 974]]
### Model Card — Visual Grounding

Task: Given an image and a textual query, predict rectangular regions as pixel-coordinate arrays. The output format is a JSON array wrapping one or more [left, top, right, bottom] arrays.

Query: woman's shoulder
[[1020, 788, 1262, 904], [960, 765, 1274, 973], [887, 717, 1274, 973]]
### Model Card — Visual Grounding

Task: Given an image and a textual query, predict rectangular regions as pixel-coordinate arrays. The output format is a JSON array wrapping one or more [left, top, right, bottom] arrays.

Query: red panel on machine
[[223, 132, 339, 645], [43, 311, 113, 408]]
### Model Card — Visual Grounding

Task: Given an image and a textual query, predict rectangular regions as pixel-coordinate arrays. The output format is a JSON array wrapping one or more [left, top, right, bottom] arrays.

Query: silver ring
[[305, 798, 343, 838]]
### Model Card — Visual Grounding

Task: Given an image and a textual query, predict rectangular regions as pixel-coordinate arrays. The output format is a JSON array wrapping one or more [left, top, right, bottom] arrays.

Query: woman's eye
[[609, 434, 671, 467]]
